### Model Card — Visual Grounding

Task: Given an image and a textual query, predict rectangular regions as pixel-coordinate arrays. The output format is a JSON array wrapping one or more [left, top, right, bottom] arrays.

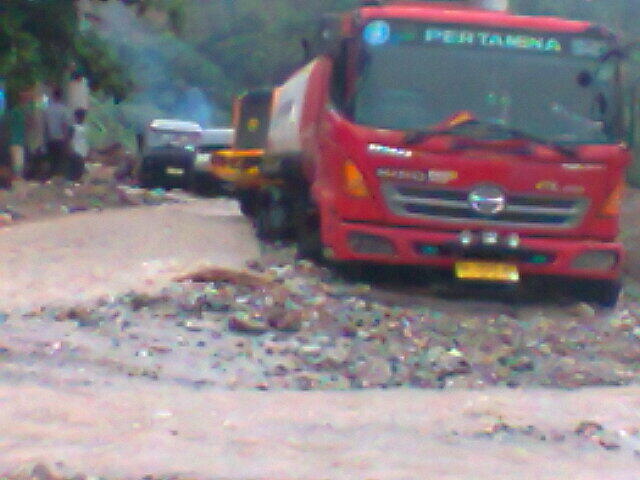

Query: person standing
[[0, 107, 13, 188], [7, 91, 28, 179], [67, 70, 90, 114], [44, 87, 72, 178], [68, 108, 89, 181], [24, 85, 47, 180]]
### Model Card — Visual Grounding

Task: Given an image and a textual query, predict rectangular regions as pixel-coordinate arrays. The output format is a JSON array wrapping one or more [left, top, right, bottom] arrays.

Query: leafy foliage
[[5, 0, 640, 152], [184, 0, 356, 92], [0, 0, 76, 101], [2, 1, 639, 107], [176, 0, 640, 103], [512, 0, 640, 39], [0, 0, 138, 104]]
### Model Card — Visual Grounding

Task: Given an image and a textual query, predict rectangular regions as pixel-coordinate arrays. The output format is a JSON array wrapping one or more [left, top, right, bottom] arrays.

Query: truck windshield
[[351, 21, 619, 144]]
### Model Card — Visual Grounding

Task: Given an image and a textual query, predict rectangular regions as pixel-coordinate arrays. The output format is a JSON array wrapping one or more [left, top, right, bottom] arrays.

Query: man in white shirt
[[44, 87, 72, 177], [67, 71, 90, 113], [68, 108, 89, 181]]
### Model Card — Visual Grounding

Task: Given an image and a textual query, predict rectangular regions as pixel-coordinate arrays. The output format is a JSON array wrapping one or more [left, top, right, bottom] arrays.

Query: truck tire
[[254, 187, 292, 240], [190, 172, 223, 197], [238, 190, 258, 218], [293, 196, 323, 261], [573, 279, 622, 308]]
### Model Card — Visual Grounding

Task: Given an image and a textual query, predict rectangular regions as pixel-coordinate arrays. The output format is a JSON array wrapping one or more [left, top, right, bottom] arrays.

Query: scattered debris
[[0, 180, 185, 228]]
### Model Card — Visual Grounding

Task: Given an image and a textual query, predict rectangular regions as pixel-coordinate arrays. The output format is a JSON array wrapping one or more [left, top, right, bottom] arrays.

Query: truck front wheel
[[238, 190, 258, 217], [293, 197, 323, 261], [572, 279, 622, 308], [191, 172, 224, 197], [254, 187, 292, 240]]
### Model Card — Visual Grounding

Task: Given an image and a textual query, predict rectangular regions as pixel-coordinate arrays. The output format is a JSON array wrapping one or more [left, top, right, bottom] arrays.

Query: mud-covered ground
[[1, 182, 638, 391], [2, 255, 638, 393], [1, 180, 640, 478]]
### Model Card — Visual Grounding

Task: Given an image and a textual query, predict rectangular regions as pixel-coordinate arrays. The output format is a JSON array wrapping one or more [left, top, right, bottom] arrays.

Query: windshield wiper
[[405, 119, 577, 159], [473, 121, 578, 158], [404, 125, 464, 145]]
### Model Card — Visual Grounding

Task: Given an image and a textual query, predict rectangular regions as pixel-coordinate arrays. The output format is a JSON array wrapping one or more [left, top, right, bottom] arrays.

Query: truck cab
[[262, 0, 633, 305]]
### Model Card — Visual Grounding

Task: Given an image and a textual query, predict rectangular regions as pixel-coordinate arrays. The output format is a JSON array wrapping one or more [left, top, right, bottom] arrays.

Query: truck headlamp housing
[[600, 181, 624, 217]]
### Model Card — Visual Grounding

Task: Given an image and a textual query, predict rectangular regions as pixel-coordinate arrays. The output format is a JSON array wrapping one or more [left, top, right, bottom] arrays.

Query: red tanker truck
[[257, 0, 635, 306]]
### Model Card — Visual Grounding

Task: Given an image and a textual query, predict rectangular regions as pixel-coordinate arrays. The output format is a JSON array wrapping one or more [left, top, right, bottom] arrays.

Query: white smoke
[[85, 0, 226, 129]]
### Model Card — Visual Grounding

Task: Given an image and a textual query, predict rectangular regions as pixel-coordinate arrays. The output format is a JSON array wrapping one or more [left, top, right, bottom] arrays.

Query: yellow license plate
[[455, 261, 520, 283], [166, 167, 185, 176]]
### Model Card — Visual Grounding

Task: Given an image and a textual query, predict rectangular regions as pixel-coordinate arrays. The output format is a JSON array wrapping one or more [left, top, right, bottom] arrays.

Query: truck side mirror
[[619, 44, 640, 146], [301, 38, 312, 63], [314, 13, 348, 58], [626, 84, 640, 148]]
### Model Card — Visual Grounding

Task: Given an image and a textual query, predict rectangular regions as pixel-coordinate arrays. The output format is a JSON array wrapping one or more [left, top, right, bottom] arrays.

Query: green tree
[[0, 0, 76, 100], [185, 0, 356, 94], [512, 0, 640, 38], [0, 0, 139, 104]]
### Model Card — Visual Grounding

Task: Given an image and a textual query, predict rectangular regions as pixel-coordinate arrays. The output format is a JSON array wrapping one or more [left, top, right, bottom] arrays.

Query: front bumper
[[324, 219, 623, 281], [140, 158, 193, 189], [209, 150, 276, 190], [140, 152, 194, 189], [210, 164, 268, 190]]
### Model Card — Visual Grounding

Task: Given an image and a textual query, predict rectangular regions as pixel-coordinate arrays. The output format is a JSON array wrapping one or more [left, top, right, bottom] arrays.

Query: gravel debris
[[1, 252, 638, 391]]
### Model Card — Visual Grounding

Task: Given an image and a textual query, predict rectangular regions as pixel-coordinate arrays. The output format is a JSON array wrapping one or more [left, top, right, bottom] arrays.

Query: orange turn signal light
[[343, 160, 370, 198], [601, 181, 625, 217]]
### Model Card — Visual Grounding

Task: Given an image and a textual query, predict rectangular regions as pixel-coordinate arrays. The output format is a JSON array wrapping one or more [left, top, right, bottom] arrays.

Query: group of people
[[42, 87, 89, 181], [3, 71, 90, 184]]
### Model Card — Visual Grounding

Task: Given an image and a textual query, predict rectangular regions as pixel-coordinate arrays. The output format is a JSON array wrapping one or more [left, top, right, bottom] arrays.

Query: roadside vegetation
[[2, 0, 640, 166]]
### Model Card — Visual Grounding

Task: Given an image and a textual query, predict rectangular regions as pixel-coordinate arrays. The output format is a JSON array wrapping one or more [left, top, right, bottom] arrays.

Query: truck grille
[[382, 184, 588, 228]]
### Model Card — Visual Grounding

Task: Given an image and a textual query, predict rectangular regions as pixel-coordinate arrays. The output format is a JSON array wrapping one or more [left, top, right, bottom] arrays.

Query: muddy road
[[0, 196, 257, 312], [0, 182, 639, 479], [1, 384, 640, 480]]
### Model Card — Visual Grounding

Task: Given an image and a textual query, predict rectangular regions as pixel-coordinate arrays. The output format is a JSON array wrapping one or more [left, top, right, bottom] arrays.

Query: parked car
[[191, 127, 234, 195], [138, 119, 202, 189]]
